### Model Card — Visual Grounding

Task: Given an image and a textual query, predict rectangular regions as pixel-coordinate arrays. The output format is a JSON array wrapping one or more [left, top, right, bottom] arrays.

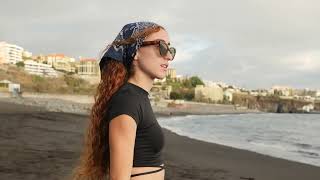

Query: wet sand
[[1, 101, 320, 180]]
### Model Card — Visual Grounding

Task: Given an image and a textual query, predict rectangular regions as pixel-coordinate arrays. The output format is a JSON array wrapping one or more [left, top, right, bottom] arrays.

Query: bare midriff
[[130, 163, 165, 180]]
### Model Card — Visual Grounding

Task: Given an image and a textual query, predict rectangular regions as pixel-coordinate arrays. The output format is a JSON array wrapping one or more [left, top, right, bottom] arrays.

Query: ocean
[[158, 113, 320, 167]]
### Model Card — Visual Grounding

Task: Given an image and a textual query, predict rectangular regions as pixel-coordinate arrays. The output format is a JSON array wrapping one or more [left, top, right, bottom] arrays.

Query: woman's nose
[[165, 51, 174, 61]]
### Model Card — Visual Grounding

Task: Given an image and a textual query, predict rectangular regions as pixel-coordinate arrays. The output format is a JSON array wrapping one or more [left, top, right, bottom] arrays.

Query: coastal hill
[[1, 64, 319, 114], [0, 64, 97, 95]]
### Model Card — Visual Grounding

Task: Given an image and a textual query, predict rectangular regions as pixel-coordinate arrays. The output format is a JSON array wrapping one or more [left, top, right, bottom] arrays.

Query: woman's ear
[[134, 51, 139, 61], [133, 52, 139, 66]]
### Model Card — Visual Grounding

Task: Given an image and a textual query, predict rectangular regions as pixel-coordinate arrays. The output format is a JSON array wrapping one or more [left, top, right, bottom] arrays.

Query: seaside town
[[2, 1, 320, 180], [1, 41, 320, 114], [1, 39, 320, 180]]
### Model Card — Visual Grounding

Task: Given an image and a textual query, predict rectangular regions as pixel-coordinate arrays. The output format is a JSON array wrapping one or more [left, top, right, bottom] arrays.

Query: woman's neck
[[127, 78, 153, 95]]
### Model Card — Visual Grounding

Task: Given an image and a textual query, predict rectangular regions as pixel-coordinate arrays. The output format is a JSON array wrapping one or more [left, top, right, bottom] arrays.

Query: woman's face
[[134, 28, 174, 80]]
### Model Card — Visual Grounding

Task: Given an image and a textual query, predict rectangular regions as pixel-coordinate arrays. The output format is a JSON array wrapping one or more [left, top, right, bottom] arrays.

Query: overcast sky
[[1, 0, 319, 90]]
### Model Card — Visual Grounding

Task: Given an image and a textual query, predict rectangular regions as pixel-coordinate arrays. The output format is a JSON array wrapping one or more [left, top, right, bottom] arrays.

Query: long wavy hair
[[71, 25, 163, 180]]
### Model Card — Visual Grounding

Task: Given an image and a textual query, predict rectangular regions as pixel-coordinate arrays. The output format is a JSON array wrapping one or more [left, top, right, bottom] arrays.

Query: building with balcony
[[76, 58, 100, 76], [46, 54, 76, 73], [0, 42, 24, 64], [24, 60, 58, 77]]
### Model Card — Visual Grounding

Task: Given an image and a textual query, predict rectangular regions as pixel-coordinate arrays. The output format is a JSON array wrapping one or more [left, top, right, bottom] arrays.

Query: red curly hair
[[70, 25, 163, 180]]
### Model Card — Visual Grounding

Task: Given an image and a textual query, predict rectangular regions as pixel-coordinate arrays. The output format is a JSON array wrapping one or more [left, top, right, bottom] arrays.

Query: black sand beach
[[1, 101, 320, 180]]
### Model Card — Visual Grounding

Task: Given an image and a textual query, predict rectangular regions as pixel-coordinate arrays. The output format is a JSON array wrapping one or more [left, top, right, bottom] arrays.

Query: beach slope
[[0, 101, 319, 180]]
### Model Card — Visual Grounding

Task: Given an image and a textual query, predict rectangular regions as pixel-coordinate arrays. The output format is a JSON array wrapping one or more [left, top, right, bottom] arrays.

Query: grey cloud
[[1, 0, 319, 89]]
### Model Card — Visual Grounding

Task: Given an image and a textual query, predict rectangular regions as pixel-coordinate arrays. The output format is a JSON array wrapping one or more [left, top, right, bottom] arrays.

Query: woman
[[72, 22, 176, 180]]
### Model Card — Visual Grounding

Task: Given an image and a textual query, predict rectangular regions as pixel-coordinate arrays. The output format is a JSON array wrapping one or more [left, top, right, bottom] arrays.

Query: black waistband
[[130, 165, 165, 177]]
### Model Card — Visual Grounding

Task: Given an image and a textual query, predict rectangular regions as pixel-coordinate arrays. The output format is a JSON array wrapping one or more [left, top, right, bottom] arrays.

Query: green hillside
[[0, 64, 97, 95]]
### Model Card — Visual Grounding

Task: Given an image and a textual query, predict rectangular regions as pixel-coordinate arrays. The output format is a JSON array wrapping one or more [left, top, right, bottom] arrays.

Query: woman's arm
[[109, 114, 137, 180]]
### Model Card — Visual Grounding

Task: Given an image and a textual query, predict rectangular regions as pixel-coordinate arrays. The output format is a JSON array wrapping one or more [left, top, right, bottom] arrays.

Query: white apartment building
[[270, 85, 293, 96], [0, 41, 24, 64], [24, 60, 58, 77], [195, 84, 224, 102], [175, 74, 188, 81], [224, 88, 235, 102], [203, 80, 231, 89], [166, 68, 176, 78], [76, 58, 99, 76], [46, 54, 76, 73], [22, 51, 32, 58]]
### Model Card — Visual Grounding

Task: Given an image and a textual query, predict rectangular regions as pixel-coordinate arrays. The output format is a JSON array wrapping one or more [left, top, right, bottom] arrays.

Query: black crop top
[[105, 81, 165, 167]]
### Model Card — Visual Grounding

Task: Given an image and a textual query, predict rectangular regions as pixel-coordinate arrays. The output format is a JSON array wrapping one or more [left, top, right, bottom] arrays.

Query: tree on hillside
[[16, 61, 25, 68], [189, 76, 204, 87], [170, 91, 182, 100]]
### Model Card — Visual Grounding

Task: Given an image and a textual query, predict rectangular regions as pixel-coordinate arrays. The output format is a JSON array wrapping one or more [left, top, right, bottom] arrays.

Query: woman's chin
[[155, 73, 166, 80]]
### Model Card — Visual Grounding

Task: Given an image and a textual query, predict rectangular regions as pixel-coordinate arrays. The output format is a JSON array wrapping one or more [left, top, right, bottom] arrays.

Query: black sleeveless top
[[105, 81, 165, 167]]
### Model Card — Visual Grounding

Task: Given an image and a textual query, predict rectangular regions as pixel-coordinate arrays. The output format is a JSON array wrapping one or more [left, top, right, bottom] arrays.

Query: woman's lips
[[160, 65, 168, 71]]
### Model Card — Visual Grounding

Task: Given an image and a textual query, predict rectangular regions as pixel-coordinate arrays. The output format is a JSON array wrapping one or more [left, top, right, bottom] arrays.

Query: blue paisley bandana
[[99, 21, 162, 73]]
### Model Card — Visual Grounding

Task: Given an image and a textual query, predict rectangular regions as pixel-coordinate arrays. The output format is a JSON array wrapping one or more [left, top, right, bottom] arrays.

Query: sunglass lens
[[169, 47, 176, 59], [159, 41, 176, 59], [159, 41, 167, 56]]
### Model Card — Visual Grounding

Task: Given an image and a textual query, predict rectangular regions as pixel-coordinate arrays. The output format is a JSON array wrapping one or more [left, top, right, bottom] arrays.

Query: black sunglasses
[[141, 40, 176, 60]]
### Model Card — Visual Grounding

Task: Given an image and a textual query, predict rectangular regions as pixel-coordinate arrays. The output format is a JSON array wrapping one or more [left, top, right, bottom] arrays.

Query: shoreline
[[0, 96, 261, 116], [155, 113, 320, 169], [161, 126, 320, 168], [161, 127, 320, 180], [1, 101, 320, 180]]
